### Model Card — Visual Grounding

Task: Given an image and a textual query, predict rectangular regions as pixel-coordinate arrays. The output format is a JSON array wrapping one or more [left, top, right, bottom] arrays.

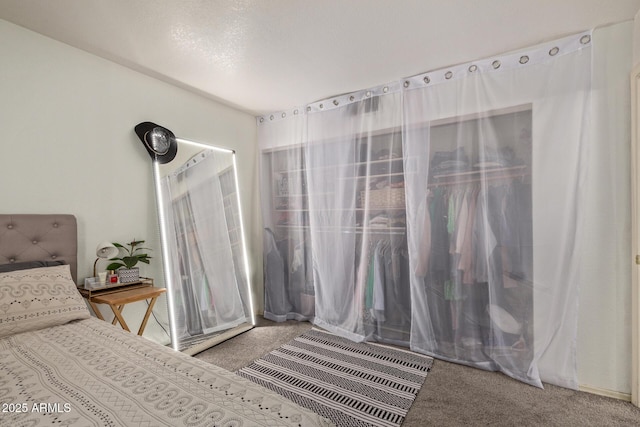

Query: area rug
[[235, 328, 433, 427]]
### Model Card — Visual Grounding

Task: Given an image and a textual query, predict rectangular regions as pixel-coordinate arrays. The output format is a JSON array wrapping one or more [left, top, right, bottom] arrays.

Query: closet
[[353, 131, 411, 344], [262, 146, 315, 320], [419, 107, 533, 372], [262, 106, 534, 369], [259, 29, 592, 389]]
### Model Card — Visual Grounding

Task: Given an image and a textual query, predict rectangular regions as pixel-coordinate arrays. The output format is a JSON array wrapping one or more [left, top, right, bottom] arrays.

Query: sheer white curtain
[[402, 32, 592, 388], [161, 150, 248, 343], [259, 112, 317, 321], [305, 87, 403, 341], [258, 30, 601, 389]]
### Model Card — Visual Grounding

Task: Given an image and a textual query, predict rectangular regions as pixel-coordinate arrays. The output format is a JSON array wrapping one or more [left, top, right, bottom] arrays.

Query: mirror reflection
[[154, 139, 254, 354]]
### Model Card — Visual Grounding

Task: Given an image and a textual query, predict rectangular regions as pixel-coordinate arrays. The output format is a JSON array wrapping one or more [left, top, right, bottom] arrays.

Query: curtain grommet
[[293, 109, 299, 115], [469, 65, 478, 73], [403, 81, 410, 88], [349, 95, 355, 102], [282, 112, 286, 118], [307, 106, 312, 112], [259, 117, 264, 123], [269, 115, 274, 121], [492, 60, 501, 69], [580, 34, 591, 45], [423, 76, 430, 84], [549, 47, 559, 56], [445, 71, 453, 79], [519, 55, 529, 64]]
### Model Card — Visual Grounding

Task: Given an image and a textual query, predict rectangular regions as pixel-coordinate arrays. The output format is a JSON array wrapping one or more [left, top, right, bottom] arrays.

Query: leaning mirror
[[138, 123, 255, 355]]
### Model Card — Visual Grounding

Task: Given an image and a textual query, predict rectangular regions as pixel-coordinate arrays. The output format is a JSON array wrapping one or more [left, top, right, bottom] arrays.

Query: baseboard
[[578, 384, 632, 401]]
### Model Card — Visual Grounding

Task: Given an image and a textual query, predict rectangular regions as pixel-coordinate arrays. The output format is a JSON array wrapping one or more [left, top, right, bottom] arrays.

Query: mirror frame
[[152, 138, 256, 353]]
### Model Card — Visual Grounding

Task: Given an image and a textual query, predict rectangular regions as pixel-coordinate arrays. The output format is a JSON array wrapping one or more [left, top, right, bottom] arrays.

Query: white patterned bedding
[[0, 317, 333, 427]]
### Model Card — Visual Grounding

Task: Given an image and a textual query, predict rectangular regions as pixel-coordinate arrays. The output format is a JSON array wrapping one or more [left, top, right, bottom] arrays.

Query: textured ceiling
[[1, 0, 640, 116]]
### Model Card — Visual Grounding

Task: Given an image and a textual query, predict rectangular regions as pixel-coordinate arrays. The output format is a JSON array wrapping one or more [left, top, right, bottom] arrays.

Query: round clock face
[[147, 127, 171, 155]]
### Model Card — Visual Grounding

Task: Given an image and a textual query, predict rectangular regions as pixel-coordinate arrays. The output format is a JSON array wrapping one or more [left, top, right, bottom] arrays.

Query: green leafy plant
[[106, 239, 152, 270]]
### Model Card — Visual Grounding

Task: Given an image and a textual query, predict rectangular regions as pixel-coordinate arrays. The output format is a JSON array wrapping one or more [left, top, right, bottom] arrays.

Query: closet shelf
[[340, 172, 405, 180], [432, 165, 526, 179], [430, 165, 528, 187], [275, 207, 406, 212], [274, 194, 306, 198], [274, 156, 403, 175], [275, 224, 406, 234], [274, 192, 331, 198]]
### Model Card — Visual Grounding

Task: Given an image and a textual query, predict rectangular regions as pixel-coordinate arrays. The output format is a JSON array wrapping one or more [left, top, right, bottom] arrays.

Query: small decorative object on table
[[106, 239, 152, 284], [93, 241, 119, 277], [97, 271, 107, 285]]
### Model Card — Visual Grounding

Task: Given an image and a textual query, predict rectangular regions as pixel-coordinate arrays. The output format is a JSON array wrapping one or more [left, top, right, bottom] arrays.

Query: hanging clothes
[[263, 228, 293, 318], [414, 190, 432, 277]]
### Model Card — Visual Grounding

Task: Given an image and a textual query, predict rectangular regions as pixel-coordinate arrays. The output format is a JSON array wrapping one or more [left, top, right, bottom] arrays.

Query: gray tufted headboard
[[0, 215, 78, 283]]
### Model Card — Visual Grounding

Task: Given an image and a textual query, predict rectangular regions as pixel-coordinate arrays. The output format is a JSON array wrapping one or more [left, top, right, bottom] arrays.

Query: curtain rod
[[257, 29, 592, 126]]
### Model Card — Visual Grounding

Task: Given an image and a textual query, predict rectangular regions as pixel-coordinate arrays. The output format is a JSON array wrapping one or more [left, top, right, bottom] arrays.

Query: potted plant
[[106, 239, 152, 284]]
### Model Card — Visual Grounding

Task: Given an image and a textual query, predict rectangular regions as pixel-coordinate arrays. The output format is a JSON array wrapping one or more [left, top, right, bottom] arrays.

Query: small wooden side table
[[79, 280, 166, 336]]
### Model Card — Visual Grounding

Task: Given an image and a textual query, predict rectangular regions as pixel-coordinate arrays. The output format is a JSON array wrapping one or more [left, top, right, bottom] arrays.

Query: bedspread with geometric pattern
[[0, 318, 333, 427]]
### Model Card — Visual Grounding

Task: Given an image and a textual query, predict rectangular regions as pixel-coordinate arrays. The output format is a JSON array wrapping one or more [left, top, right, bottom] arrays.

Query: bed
[[0, 214, 332, 426]]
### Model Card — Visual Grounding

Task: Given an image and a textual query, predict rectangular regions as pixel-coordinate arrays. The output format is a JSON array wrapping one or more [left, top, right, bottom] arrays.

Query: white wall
[[577, 22, 633, 397], [631, 11, 640, 404], [634, 9, 640, 65], [0, 19, 261, 345]]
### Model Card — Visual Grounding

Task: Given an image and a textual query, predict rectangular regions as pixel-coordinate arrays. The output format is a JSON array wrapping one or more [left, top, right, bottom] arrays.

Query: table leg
[[137, 296, 158, 336], [88, 301, 105, 320], [109, 304, 131, 332], [111, 304, 125, 325]]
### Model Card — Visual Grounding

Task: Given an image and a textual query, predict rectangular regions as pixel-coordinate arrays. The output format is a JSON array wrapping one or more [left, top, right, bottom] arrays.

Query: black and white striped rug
[[235, 328, 433, 427]]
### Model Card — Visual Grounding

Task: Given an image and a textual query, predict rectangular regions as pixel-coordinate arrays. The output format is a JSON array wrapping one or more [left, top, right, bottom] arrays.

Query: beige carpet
[[194, 317, 640, 426]]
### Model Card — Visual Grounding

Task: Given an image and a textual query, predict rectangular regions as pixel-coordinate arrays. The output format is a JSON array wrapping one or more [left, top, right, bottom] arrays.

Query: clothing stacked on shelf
[[370, 148, 403, 181], [367, 176, 405, 190], [367, 212, 406, 229], [474, 146, 517, 169], [415, 173, 533, 355], [358, 145, 407, 232], [430, 146, 518, 177], [430, 147, 469, 177], [365, 147, 405, 198], [370, 147, 403, 164]]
